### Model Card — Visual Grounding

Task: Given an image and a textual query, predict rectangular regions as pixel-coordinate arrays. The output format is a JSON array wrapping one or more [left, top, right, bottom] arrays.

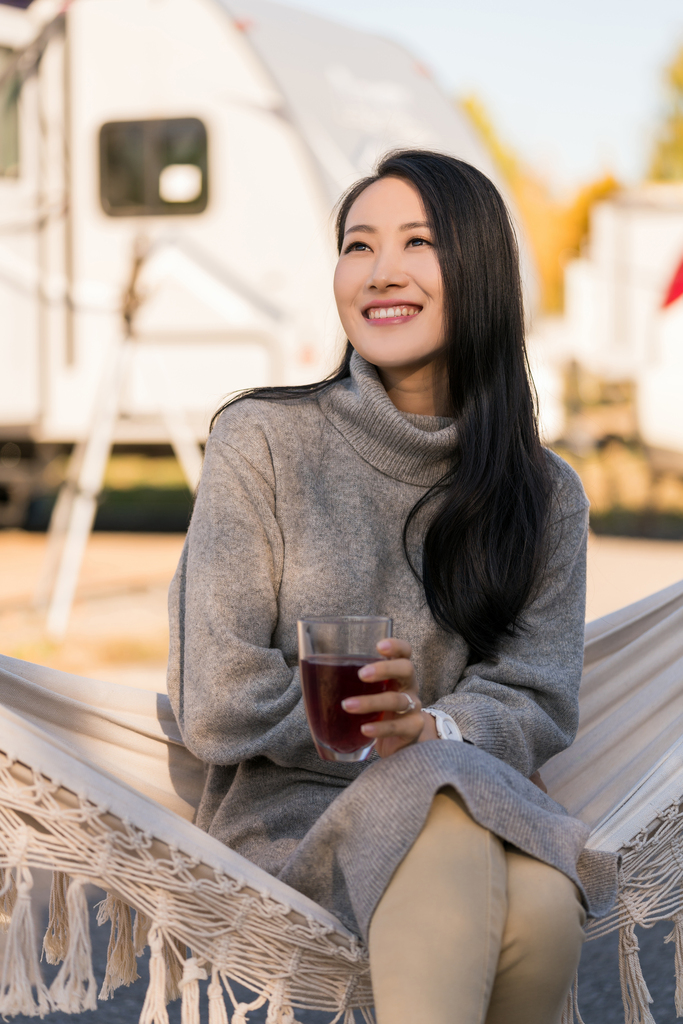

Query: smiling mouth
[[363, 305, 422, 320]]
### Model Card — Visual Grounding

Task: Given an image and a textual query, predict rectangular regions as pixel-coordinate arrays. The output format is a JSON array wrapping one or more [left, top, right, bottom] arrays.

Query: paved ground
[[2, 529, 683, 1021]]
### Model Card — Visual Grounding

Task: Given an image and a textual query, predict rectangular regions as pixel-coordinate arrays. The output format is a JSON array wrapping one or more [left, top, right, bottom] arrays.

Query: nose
[[366, 244, 410, 292]]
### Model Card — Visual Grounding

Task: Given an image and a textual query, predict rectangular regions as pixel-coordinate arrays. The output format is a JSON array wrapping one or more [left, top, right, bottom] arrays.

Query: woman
[[168, 150, 617, 1024]]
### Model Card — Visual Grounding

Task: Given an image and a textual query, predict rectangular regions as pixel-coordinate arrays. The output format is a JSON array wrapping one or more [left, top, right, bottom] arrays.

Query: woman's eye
[[407, 237, 431, 248], [343, 241, 371, 253]]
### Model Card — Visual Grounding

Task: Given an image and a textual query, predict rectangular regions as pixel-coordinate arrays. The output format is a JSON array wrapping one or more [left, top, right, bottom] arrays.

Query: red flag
[[663, 256, 683, 308]]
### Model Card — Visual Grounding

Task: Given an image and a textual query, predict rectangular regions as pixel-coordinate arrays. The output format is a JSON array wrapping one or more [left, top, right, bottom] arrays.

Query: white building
[[0, 0, 533, 524]]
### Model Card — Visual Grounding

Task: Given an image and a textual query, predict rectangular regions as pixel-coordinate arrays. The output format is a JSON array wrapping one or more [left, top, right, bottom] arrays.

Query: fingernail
[[342, 698, 360, 710], [377, 640, 391, 652], [361, 724, 375, 736], [358, 666, 373, 680]]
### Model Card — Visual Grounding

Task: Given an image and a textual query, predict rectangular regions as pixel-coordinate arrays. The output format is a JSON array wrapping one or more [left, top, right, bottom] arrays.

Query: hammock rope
[[0, 749, 372, 1022], [1, 579, 683, 1022]]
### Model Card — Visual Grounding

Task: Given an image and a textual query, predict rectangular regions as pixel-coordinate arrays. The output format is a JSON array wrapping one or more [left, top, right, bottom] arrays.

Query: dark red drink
[[300, 654, 399, 761]]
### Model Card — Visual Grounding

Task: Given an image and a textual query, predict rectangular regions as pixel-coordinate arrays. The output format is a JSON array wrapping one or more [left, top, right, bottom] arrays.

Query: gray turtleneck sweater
[[167, 353, 618, 939]]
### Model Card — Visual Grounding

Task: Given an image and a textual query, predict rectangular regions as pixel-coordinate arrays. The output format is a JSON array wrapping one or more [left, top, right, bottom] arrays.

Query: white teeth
[[367, 306, 420, 319]]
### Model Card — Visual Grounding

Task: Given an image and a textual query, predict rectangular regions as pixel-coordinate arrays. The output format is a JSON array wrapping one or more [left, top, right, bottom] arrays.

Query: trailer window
[[0, 47, 20, 178], [99, 117, 208, 216]]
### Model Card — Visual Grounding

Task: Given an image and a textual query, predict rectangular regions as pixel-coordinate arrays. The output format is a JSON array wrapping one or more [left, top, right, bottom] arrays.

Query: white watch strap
[[423, 708, 463, 742]]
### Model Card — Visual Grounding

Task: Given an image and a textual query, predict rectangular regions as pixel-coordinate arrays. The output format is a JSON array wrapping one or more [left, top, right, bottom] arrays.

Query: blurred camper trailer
[[543, 185, 683, 464], [0, 0, 534, 531]]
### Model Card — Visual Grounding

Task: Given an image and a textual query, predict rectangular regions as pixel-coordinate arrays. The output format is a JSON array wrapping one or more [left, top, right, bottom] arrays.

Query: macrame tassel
[[231, 997, 267, 1024], [221, 975, 267, 1024], [134, 908, 152, 955], [0, 866, 51, 1017], [265, 979, 297, 1023], [0, 867, 17, 932], [179, 957, 207, 1024], [208, 967, 229, 1024], [96, 893, 139, 999], [164, 934, 184, 1002], [42, 871, 69, 965], [139, 923, 170, 1024], [49, 875, 97, 1012], [665, 911, 683, 1015], [619, 922, 656, 1024]]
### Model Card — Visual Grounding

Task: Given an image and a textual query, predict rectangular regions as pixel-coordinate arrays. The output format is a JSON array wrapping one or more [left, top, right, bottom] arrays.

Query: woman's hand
[[341, 638, 435, 758]]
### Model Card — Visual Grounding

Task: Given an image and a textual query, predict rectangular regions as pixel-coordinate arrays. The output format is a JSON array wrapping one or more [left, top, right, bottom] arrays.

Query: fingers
[[342, 689, 420, 716], [339, 635, 422, 759], [358, 658, 412, 686], [361, 706, 424, 750], [376, 637, 412, 660], [342, 638, 416, 715]]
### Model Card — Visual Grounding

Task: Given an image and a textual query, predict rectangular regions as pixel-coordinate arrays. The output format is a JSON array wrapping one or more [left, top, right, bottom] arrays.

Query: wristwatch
[[422, 707, 463, 742]]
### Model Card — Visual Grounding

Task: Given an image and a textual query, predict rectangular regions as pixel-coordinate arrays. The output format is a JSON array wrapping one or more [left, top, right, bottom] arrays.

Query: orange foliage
[[460, 95, 618, 312], [649, 44, 683, 180]]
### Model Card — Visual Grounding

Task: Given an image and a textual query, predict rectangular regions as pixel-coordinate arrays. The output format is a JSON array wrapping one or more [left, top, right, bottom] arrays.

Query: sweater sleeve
[[430, 459, 589, 778], [167, 418, 314, 769]]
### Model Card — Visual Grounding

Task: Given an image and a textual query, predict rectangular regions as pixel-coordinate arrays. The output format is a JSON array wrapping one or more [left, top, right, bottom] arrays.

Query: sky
[[285, 0, 683, 192]]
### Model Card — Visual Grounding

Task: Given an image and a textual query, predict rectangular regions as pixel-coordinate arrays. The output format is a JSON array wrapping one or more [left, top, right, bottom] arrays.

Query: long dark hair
[[212, 150, 552, 661]]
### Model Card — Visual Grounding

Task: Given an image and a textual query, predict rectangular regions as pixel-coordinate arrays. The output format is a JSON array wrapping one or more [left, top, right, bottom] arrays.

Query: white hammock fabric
[[0, 579, 682, 1022]]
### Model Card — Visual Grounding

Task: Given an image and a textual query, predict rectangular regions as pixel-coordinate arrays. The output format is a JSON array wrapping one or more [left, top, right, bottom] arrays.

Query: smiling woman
[[172, 150, 613, 1024], [334, 176, 445, 412]]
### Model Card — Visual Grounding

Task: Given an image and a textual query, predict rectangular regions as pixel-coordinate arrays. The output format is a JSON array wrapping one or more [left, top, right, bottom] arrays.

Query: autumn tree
[[649, 45, 683, 180], [460, 95, 618, 312]]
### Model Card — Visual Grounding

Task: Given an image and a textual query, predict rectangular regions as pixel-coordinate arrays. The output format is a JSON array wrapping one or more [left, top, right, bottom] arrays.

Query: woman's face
[[333, 176, 444, 374]]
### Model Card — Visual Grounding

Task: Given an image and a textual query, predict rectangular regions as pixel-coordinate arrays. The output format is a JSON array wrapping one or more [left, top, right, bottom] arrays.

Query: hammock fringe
[[134, 907, 153, 956], [263, 977, 300, 1023], [43, 871, 69, 965], [14, 761, 683, 1022], [208, 966, 229, 1024], [140, 923, 170, 1024], [179, 956, 207, 1024], [619, 921, 656, 1024], [0, 863, 51, 1018], [222, 974, 267, 1024], [0, 866, 17, 932], [49, 875, 98, 1013], [164, 933, 185, 1002], [97, 892, 139, 999], [664, 911, 683, 1016]]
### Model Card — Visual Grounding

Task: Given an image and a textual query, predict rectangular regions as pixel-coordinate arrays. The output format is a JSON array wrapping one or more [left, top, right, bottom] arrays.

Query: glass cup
[[297, 615, 397, 762]]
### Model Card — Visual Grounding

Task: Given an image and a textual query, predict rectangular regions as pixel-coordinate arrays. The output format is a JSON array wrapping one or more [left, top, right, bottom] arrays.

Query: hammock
[[0, 580, 682, 1024]]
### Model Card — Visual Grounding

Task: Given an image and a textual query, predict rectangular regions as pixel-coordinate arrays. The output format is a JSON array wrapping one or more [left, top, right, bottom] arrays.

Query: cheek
[[333, 262, 353, 312], [426, 264, 444, 322]]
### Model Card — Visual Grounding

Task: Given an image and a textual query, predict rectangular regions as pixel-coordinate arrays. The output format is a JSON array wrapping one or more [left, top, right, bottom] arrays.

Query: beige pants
[[369, 791, 586, 1024]]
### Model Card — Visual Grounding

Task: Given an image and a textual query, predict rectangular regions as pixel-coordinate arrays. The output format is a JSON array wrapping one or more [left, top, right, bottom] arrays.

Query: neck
[[377, 357, 449, 417]]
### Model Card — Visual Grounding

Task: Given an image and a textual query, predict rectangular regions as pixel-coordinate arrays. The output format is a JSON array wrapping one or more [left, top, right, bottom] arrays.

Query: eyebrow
[[343, 220, 430, 237]]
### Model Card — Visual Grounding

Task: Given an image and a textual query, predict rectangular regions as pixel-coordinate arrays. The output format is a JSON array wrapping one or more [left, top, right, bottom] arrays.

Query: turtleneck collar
[[318, 351, 457, 486]]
